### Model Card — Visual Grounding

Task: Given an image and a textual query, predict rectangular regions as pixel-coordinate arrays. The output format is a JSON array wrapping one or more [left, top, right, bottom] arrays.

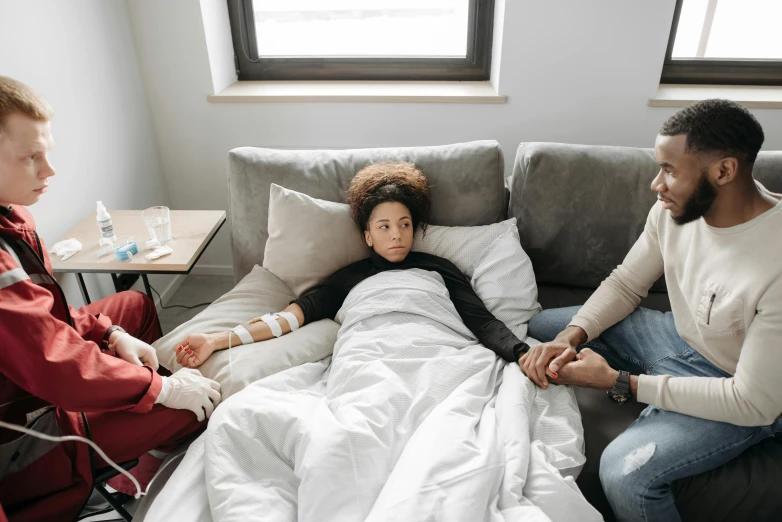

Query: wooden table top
[[50, 210, 226, 274]]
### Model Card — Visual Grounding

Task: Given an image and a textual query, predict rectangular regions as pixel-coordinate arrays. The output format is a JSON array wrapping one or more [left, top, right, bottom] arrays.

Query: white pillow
[[412, 218, 517, 277], [471, 226, 542, 341], [153, 265, 338, 398], [263, 184, 516, 294]]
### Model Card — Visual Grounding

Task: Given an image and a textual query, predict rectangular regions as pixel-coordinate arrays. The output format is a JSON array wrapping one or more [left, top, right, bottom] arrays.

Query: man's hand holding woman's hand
[[518, 325, 586, 388]]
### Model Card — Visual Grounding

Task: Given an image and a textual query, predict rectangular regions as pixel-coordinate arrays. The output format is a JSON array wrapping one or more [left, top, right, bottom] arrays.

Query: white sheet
[[144, 270, 601, 522]]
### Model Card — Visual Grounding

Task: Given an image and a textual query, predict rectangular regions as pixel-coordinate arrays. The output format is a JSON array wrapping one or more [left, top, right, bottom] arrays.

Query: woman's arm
[[426, 255, 529, 363], [176, 304, 305, 367], [212, 303, 305, 349], [176, 263, 360, 368]]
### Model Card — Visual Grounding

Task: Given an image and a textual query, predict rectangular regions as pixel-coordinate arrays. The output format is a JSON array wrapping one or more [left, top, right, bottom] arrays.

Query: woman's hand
[[176, 333, 218, 368], [519, 326, 586, 388]]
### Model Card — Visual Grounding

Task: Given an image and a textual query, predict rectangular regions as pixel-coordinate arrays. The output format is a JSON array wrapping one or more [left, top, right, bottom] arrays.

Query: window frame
[[660, 0, 782, 86], [227, 0, 495, 81]]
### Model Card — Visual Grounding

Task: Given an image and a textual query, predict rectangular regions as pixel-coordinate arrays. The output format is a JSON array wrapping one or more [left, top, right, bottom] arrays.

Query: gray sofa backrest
[[228, 141, 506, 281], [509, 142, 782, 295]]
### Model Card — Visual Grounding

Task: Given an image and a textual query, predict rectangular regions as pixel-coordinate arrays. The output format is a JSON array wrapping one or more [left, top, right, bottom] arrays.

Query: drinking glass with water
[[142, 206, 172, 243]]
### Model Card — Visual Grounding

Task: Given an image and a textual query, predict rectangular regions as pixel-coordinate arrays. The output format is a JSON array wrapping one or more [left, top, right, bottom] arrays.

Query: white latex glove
[[110, 333, 159, 371], [154, 368, 221, 422]]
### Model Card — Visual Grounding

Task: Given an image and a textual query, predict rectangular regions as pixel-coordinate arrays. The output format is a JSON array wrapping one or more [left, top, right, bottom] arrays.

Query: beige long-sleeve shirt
[[570, 183, 782, 427]]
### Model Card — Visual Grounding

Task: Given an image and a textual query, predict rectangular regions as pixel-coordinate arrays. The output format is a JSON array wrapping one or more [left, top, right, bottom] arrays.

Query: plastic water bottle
[[96, 201, 116, 245]]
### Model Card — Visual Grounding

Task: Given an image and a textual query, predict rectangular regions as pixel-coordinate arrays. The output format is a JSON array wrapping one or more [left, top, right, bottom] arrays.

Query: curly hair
[[659, 99, 764, 170], [347, 162, 431, 233]]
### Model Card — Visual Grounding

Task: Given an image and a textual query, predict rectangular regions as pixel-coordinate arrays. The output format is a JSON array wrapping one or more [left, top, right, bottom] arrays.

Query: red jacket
[[0, 207, 161, 467]]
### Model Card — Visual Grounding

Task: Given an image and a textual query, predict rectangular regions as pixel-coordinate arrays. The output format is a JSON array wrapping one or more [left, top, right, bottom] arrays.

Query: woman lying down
[[146, 164, 600, 522]]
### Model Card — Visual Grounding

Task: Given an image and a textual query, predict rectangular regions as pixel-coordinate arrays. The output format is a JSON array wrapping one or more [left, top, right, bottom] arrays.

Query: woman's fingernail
[[552, 372, 559, 379]]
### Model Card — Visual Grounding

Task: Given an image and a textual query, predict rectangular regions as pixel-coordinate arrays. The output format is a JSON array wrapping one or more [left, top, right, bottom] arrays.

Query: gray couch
[[228, 140, 782, 520], [136, 140, 780, 520]]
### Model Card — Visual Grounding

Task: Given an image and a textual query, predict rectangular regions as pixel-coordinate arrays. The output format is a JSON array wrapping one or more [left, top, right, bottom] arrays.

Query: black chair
[[86, 459, 139, 522]]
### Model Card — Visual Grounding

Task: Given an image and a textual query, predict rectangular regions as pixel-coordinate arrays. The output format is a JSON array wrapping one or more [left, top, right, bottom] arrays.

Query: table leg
[[141, 273, 153, 301], [141, 273, 165, 336], [110, 273, 121, 293], [76, 273, 91, 305]]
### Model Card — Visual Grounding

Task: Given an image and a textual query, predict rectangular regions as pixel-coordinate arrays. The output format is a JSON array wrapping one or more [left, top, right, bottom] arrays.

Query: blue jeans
[[529, 306, 782, 522]]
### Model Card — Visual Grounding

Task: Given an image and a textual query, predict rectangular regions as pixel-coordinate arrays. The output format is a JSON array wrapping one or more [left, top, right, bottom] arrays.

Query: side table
[[50, 210, 226, 310]]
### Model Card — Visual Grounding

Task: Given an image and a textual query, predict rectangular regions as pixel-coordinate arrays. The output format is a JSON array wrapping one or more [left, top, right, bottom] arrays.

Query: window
[[661, 0, 782, 85], [227, 0, 495, 81]]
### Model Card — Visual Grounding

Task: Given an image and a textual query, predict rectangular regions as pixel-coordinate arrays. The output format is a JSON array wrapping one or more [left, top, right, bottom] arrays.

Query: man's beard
[[672, 171, 717, 226]]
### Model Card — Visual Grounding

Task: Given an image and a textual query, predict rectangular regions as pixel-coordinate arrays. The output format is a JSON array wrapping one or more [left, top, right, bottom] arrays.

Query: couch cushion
[[229, 141, 506, 281], [509, 142, 661, 290], [538, 284, 671, 312], [752, 151, 782, 194], [673, 434, 782, 522], [510, 144, 782, 294]]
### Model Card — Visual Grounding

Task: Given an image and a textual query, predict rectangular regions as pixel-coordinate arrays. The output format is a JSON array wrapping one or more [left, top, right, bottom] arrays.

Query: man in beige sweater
[[525, 99, 781, 522]]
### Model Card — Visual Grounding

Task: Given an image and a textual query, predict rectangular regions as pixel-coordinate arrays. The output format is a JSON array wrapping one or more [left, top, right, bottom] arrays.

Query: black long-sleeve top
[[292, 251, 529, 362]]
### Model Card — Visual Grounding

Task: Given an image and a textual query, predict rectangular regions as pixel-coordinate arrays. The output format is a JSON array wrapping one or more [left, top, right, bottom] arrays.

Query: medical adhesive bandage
[[260, 313, 283, 338], [276, 311, 300, 331], [231, 324, 254, 345]]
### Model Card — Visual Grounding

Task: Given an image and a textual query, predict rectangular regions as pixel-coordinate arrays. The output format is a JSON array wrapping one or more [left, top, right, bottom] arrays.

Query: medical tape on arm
[[275, 311, 299, 331], [231, 324, 254, 345], [260, 313, 283, 338]]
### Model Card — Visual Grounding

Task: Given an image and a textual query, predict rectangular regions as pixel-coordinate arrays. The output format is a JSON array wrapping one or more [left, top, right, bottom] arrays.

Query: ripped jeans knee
[[619, 442, 657, 475], [599, 438, 662, 519]]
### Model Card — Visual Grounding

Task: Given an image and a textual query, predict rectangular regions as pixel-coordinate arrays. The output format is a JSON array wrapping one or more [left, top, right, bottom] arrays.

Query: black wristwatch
[[608, 370, 632, 404], [101, 325, 126, 351]]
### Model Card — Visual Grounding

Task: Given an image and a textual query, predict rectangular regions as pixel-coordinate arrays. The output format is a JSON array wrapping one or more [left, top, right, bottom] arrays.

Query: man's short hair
[[0, 76, 54, 132], [659, 98, 765, 169]]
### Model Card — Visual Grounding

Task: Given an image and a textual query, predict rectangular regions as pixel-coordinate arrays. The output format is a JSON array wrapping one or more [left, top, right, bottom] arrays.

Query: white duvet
[[144, 270, 601, 522]]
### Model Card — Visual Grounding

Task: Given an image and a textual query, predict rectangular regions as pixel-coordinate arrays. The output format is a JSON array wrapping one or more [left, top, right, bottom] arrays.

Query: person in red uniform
[[0, 76, 222, 522]]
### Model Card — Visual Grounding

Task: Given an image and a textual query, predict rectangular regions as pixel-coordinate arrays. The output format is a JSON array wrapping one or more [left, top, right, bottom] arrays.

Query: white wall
[[127, 0, 782, 272], [0, 0, 171, 306]]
